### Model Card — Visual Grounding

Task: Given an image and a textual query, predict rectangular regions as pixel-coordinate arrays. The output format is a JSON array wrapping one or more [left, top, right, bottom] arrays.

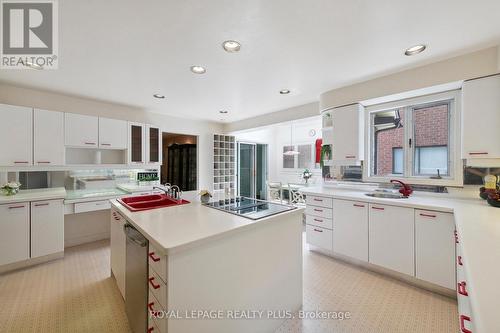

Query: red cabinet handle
[[101, 143, 111, 146], [8, 205, 25, 209], [313, 208, 323, 212], [148, 301, 155, 312], [313, 218, 323, 223], [468, 152, 488, 155], [457, 256, 463, 266], [371, 206, 384, 210], [313, 198, 323, 202], [419, 213, 436, 218], [345, 155, 356, 159], [34, 203, 49, 207], [459, 315, 472, 333], [148, 277, 161, 289], [147, 327, 155, 333], [37, 161, 51, 164], [353, 204, 365, 208], [457, 281, 468, 296], [14, 161, 29, 164], [149, 252, 161, 262], [84, 142, 96, 145], [313, 228, 323, 233]]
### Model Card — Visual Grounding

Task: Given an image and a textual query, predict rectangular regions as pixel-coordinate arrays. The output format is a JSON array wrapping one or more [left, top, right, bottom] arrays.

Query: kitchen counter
[[0, 187, 66, 204], [301, 186, 500, 333], [111, 199, 304, 255]]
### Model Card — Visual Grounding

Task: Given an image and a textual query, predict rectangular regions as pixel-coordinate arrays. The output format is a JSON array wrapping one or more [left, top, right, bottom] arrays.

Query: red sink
[[118, 194, 190, 212]]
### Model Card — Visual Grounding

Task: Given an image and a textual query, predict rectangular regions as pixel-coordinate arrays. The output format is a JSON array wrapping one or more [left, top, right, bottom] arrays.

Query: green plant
[[320, 145, 332, 168]]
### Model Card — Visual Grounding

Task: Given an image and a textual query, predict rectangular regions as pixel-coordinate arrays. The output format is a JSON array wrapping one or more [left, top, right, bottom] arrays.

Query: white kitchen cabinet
[[65, 113, 99, 148], [369, 204, 414, 276], [34, 109, 65, 166], [332, 199, 368, 261], [110, 208, 126, 299], [146, 125, 161, 164], [462, 74, 500, 160], [0, 104, 32, 166], [99, 117, 128, 149], [128, 122, 145, 164], [330, 103, 364, 164], [415, 210, 455, 289], [31, 199, 64, 258], [306, 224, 333, 251], [0, 202, 29, 265]]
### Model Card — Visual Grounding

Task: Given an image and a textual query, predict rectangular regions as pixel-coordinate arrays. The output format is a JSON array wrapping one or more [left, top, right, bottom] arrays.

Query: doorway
[[237, 142, 268, 199], [161, 133, 197, 191]]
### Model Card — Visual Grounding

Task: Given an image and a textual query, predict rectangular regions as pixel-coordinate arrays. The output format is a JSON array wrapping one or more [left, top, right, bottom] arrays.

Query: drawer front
[[306, 215, 333, 230], [305, 205, 333, 219], [148, 265, 167, 309], [148, 290, 167, 333], [149, 243, 167, 283], [305, 195, 333, 208], [306, 225, 332, 251], [74, 200, 110, 213]]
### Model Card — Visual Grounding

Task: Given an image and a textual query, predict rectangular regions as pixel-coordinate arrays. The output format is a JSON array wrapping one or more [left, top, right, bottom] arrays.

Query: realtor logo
[[1, 0, 58, 69]]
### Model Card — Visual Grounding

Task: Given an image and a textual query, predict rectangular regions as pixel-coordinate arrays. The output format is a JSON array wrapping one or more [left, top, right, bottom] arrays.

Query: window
[[281, 143, 318, 170], [297, 144, 313, 169], [283, 146, 295, 168], [365, 91, 462, 185]]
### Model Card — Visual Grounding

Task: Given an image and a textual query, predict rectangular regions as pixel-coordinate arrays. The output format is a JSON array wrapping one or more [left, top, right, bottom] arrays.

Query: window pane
[[371, 110, 405, 176], [413, 103, 449, 176], [392, 147, 403, 174], [297, 144, 312, 169], [283, 146, 294, 168]]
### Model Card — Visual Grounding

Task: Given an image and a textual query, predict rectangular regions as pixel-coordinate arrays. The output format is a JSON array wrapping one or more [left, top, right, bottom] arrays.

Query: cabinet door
[[0, 104, 32, 166], [369, 204, 414, 276], [31, 200, 64, 258], [110, 209, 126, 299], [415, 210, 455, 289], [146, 125, 161, 164], [462, 75, 500, 159], [331, 103, 364, 162], [0, 202, 29, 265], [128, 122, 145, 164], [332, 199, 368, 261], [64, 113, 99, 148], [99, 117, 128, 149], [34, 109, 65, 166]]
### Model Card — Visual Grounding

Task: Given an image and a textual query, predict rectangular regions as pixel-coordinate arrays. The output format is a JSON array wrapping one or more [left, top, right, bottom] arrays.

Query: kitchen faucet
[[390, 179, 413, 197]]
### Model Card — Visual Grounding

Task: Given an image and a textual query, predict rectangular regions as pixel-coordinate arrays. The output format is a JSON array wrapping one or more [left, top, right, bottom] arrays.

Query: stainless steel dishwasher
[[124, 223, 148, 333]]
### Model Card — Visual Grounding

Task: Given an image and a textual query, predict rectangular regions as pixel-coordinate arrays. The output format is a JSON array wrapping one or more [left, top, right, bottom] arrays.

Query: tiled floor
[[0, 235, 458, 333]]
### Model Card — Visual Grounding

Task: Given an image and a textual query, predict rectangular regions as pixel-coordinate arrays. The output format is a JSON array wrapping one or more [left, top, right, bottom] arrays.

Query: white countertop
[[64, 188, 128, 204], [0, 187, 66, 204], [111, 199, 303, 255], [301, 186, 500, 333]]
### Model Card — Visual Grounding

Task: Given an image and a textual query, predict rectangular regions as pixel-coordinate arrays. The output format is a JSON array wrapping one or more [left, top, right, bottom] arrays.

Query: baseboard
[[65, 232, 110, 248], [0, 251, 64, 275], [307, 244, 456, 298]]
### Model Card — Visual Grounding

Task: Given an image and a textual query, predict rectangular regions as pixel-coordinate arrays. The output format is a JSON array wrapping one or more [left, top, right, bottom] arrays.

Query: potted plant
[[199, 190, 212, 204], [1, 181, 21, 196], [302, 169, 313, 184], [320, 145, 332, 168]]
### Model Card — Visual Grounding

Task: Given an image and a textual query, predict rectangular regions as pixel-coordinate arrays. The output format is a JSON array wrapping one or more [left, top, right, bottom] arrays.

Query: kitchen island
[[110, 198, 303, 333]]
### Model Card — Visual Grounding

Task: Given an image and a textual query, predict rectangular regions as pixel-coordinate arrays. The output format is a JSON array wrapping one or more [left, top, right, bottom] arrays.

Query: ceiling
[[1, 0, 500, 123]]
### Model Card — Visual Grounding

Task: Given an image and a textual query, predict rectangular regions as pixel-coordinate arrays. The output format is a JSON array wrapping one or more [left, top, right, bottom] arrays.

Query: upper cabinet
[[34, 109, 65, 166], [65, 113, 99, 148], [462, 74, 500, 162], [327, 103, 364, 164], [99, 117, 128, 149], [146, 125, 161, 164], [0, 104, 32, 166], [128, 122, 145, 164]]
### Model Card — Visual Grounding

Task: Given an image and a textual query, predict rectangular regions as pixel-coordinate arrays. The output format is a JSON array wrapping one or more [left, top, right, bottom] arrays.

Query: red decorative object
[[315, 139, 322, 163]]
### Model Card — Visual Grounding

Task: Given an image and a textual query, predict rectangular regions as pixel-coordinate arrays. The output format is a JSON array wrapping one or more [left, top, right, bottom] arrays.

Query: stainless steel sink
[[365, 192, 407, 199]]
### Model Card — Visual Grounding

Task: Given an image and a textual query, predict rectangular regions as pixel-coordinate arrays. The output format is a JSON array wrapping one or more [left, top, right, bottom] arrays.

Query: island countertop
[[110, 199, 303, 255]]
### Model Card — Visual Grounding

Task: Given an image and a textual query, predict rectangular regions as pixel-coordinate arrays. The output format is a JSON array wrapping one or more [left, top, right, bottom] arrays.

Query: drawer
[[74, 200, 110, 213], [148, 289, 167, 333], [306, 224, 332, 251], [305, 205, 333, 219], [149, 243, 167, 283], [148, 265, 167, 309], [306, 215, 333, 230], [306, 195, 333, 208]]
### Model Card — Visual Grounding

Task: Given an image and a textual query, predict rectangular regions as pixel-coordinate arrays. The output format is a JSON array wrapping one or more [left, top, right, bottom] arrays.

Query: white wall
[[0, 83, 224, 195]]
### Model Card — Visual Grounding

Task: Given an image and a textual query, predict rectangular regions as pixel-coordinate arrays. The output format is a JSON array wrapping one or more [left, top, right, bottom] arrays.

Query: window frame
[[280, 142, 319, 172], [363, 90, 463, 186]]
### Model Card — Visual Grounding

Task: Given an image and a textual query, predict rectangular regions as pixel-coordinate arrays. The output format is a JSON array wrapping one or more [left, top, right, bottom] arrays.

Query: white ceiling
[[1, 0, 500, 123]]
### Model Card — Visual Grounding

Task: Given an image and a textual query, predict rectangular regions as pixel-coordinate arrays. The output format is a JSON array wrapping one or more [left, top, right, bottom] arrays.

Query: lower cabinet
[[110, 208, 126, 299], [369, 203, 415, 276], [332, 199, 368, 261], [306, 224, 332, 251], [0, 202, 30, 265], [415, 209, 455, 289], [31, 200, 64, 258]]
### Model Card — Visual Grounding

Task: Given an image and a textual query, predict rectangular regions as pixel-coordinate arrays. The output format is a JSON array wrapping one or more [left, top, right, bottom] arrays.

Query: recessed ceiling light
[[190, 65, 206, 74], [279, 89, 291, 95], [404, 44, 426, 56], [222, 40, 241, 53], [153, 94, 165, 99], [219, 110, 228, 114], [24, 61, 43, 70]]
